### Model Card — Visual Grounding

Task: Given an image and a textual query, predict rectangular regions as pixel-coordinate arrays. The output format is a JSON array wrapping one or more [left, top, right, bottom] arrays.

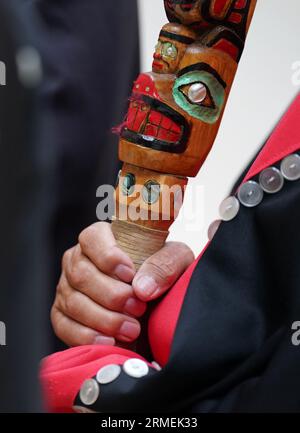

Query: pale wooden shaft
[[111, 219, 169, 270]]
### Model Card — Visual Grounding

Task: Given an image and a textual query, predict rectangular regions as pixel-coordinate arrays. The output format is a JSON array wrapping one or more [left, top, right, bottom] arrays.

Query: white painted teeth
[[142, 134, 155, 141]]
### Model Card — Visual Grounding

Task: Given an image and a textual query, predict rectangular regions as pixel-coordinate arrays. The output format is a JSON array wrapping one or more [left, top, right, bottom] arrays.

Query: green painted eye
[[173, 70, 226, 124], [162, 42, 177, 59]]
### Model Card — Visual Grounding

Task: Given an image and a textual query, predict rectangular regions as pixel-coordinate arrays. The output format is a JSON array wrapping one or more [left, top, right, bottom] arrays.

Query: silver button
[[123, 358, 149, 378], [208, 220, 222, 241], [73, 405, 97, 413], [96, 364, 121, 385], [237, 181, 264, 208], [219, 196, 240, 221], [79, 379, 100, 406], [151, 361, 162, 371], [280, 154, 300, 181], [259, 167, 284, 194]]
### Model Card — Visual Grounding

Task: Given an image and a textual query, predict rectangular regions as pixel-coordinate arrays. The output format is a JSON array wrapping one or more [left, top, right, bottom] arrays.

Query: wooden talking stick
[[164, 0, 257, 40], [112, 0, 257, 269]]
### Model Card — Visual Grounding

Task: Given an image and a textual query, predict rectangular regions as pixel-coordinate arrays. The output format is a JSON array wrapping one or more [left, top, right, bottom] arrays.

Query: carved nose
[[153, 52, 162, 60]]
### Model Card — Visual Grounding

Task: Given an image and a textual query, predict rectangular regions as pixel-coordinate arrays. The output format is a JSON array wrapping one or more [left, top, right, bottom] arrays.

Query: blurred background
[[0, 0, 299, 413], [0, 0, 140, 412]]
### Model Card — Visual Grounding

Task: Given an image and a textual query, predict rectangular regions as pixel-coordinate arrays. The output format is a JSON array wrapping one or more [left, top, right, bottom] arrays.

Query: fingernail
[[118, 321, 140, 341], [134, 275, 159, 299], [123, 297, 146, 317], [114, 264, 135, 282], [93, 335, 115, 346]]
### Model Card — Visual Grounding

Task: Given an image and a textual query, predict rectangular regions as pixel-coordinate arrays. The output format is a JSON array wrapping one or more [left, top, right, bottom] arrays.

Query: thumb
[[132, 242, 195, 302]]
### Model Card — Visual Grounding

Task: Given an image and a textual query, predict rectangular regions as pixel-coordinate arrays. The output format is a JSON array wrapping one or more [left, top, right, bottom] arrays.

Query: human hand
[[51, 222, 194, 347]]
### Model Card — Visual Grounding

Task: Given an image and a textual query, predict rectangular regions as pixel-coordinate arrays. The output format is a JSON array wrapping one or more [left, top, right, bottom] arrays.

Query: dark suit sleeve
[[0, 0, 50, 412], [27, 0, 140, 352]]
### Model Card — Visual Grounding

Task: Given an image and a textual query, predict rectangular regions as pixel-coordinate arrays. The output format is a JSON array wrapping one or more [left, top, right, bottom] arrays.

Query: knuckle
[[55, 292, 67, 312], [56, 280, 63, 296], [68, 260, 90, 288], [168, 241, 195, 262], [108, 286, 131, 308], [100, 246, 119, 266], [79, 328, 96, 344], [147, 255, 176, 282], [55, 281, 69, 312], [50, 306, 61, 338], [101, 312, 122, 335], [62, 248, 73, 270], [64, 290, 82, 318], [50, 305, 56, 327], [78, 223, 102, 250], [78, 226, 94, 250]]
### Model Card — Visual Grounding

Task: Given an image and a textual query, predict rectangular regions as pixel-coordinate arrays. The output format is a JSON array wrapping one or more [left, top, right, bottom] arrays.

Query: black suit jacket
[[27, 0, 140, 352], [0, 0, 140, 411]]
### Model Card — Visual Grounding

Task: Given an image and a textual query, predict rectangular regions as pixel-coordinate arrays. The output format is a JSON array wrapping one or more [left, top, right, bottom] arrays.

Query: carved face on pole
[[116, 0, 257, 178], [111, 0, 257, 265], [164, 0, 256, 38], [152, 23, 196, 74], [119, 32, 238, 177]]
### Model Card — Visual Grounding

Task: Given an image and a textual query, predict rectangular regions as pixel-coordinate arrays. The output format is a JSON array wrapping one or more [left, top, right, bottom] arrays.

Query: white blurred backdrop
[[137, 0, 300, 255]]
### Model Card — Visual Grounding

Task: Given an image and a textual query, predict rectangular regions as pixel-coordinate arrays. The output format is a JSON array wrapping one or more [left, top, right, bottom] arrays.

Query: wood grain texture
[[112, 0, 257, 266], [115, 163, 187, 231], [119, 47, 237, 176], [111, 218, 169, 269]]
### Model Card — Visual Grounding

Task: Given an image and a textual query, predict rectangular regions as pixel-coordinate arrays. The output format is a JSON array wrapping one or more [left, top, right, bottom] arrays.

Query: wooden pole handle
[[111, 1, 258, 270], [111, 218, 169, 270], [112, 163, 187, 269]]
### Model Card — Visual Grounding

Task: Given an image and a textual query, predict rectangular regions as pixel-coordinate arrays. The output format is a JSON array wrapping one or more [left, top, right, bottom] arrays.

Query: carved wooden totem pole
[[112, 0, 257, 268]]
